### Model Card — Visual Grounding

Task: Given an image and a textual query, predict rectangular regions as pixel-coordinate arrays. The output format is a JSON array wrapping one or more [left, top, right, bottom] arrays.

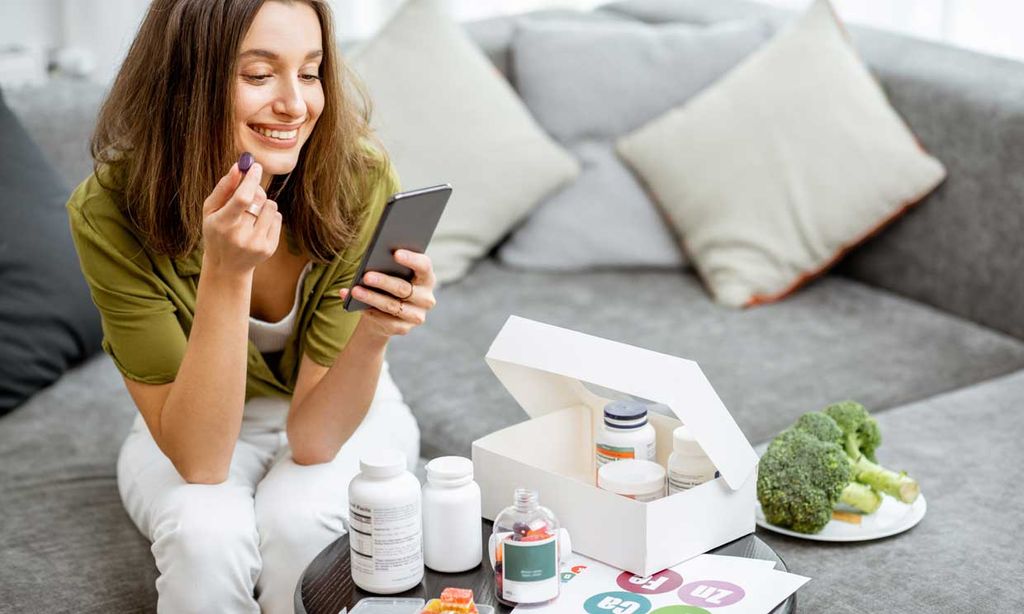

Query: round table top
[[296, 522, 796, 614]]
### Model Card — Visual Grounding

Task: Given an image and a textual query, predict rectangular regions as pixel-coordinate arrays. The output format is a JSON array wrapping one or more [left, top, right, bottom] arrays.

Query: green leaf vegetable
[[757, 402, 919, 534]]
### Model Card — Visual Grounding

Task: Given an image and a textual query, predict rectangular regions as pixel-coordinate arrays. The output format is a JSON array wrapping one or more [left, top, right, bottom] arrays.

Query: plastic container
[[348, 450, 424, 594], [422, 456, 483, 573], [598, 459, 666, 502], [349, 598, 424, 614], [595, 400, 657, 477], [667, 425, 719, 495], [491, 488, 560, 607]]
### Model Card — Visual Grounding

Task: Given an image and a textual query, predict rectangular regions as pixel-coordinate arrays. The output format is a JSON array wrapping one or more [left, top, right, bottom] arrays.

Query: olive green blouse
[[66, 162, 399, 401]]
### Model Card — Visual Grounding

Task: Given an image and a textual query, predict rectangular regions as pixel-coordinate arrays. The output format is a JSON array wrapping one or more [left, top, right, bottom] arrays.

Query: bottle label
[[349, 500, 423, 588], [596, 442, 657, 468], [596, 443, 636, 466], [667, 469, 719, 494], [502, 536, 558, 603]]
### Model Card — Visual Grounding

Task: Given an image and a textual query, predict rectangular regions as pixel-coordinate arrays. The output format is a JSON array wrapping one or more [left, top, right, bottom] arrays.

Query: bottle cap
[[672, 425, 707, 457], [598, 459, 665, 496], [603, 400, 648, 430], [359, 449, 407, 479], [425, 456, 474, 487]]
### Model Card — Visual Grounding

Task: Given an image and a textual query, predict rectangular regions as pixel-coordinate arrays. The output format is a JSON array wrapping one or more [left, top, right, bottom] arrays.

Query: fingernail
[[396, 250, 408, 261], [339, 288, 347, 297], [366, 273, 378, 283], [239, 152, 254, 173]]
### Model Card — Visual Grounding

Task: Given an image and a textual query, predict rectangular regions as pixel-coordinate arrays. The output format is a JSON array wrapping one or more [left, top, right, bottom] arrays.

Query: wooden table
[[296, 522, 796, 614]]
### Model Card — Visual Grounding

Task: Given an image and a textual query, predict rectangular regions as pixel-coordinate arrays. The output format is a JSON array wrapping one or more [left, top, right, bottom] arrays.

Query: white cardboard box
[[471, 316, 758, 577]]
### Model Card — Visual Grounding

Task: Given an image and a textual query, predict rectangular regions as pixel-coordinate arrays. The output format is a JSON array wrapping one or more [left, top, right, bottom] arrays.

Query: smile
[[250, 125, 299, 140]]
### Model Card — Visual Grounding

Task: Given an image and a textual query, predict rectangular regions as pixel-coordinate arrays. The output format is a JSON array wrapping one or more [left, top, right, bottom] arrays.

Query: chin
[[247, 148, 301, 176]]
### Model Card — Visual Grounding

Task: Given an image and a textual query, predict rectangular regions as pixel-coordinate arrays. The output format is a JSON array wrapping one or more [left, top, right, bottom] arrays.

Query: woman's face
[[234, 1, 325, 184]]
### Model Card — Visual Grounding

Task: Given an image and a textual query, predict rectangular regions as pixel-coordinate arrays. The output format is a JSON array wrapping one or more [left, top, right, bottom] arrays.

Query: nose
[[272, 75, 306, 118]]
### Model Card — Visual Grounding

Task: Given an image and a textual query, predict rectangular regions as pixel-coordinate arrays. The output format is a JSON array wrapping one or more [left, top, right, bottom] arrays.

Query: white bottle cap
[[598, 459, 665, 496], [359, 449, 407, 479], [425, 456, 473, 487], [672, 425, 707, 457]]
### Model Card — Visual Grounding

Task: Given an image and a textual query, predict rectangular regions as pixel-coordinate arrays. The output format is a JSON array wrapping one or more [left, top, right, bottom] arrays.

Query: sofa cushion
[[757, 369, 1024, 613], [0, 354, 156, 612], [617, 0, 946, 308], [0, 87, 103, 415], [387, 260, 1024, 457], [3, 78, 107, 188], [606, 0, 1024, 341], [349, 0, 579, 285], [498, 18, 767, 271]]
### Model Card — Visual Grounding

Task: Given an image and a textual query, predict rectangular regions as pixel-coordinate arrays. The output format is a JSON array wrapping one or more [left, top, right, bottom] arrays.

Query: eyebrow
[[239, 49, 323, 61]]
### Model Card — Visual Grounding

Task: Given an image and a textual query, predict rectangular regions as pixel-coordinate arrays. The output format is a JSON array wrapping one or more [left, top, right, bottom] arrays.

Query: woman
[[66, 1, 434, 612]]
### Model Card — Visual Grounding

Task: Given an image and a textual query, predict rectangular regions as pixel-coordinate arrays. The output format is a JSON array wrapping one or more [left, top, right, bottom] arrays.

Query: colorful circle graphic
[[616, 569, 685, 595], [677, 580, 746, 608], [583, 591, 653, 614], [651, 607, 711, 614]]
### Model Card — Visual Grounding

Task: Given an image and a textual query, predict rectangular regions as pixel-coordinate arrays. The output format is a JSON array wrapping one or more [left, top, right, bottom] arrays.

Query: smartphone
[[343, 183, 452, 312]]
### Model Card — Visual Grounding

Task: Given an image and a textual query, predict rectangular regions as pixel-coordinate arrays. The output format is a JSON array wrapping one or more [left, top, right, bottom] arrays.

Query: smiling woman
[[66, 1, 437, 613]]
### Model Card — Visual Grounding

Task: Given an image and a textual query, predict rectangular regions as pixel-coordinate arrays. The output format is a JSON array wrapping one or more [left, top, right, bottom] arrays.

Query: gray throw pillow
[[498, 18, 768, 271], [0, 88, 102, 414]]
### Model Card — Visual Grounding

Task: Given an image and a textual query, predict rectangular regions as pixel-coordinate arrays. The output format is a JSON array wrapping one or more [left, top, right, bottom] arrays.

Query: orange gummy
[[418, 587, 478, 614]]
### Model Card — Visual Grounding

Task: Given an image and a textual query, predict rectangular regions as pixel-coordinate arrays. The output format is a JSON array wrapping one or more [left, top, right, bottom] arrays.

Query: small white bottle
[[422, 456, 483, 573], [595, 400, 657, 476], [348, 450, 424, 594], [667, 425, 719, 495]]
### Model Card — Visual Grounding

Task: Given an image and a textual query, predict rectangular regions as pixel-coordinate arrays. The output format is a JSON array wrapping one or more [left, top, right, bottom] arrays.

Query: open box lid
[[484, 316, 758, 490]]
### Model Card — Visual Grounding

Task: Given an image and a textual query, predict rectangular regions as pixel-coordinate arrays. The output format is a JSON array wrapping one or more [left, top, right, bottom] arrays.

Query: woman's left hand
[[339, 249, 438, 341]]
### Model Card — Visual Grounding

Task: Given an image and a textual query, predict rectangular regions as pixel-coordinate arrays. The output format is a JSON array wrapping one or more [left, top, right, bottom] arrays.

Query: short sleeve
[[67, 187, 187, 384], [303, 162, 401, 367]]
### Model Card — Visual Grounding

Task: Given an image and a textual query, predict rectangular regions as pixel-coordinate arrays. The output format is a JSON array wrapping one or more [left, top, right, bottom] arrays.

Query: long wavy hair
[[92, 0, 387, 262]]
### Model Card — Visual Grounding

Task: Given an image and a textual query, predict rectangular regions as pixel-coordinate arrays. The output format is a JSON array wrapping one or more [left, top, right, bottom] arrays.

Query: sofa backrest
[[468, 0, 1024, 340]]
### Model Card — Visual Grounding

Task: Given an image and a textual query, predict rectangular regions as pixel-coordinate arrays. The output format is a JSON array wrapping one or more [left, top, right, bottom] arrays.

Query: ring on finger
[[399, 284, 415, 301], [244, 201, 262, 218]]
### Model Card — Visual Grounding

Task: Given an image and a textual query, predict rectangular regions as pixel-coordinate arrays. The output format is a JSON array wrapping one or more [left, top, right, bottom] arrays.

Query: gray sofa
[[2, 0, 1022, 612]]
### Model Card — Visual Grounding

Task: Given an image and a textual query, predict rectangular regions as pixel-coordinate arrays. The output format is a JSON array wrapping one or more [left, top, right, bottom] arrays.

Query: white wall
[[0, 0, 604, 87], [757, 0, 1024, 60], [1, 0, 1021, 89]]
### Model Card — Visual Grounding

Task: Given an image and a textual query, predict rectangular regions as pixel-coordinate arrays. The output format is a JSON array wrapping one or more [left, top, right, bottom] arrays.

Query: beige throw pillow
[[350, 0, 580, 285], [617, 0, 946, 307]]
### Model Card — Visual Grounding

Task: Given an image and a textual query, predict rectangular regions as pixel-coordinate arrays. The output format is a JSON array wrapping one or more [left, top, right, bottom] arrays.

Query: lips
[[247, 123, 301, 149], [250, 124, 299, 140]]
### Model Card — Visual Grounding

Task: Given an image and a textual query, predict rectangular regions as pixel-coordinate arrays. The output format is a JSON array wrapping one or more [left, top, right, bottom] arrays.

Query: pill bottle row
[[594, 400, 718, 501], [348, 451, 483, 594]]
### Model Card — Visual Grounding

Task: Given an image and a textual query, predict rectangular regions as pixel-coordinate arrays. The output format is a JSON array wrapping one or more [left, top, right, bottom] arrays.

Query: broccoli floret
[[822, 402, 919, 504], [822, 401, 881, 461], [757, 429, 878, 534]]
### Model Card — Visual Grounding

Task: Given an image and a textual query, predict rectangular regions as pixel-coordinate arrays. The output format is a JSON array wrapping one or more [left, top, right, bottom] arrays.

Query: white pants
[[117, 361, 420, 614]]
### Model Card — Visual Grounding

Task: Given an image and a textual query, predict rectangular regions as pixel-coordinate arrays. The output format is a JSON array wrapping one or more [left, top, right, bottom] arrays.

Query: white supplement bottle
[[667, 425, 719, 495], [595, 400, 657, 476], [598, 459, 666, 502], [422, 456, 483, 573], [348, 450, 424, 594]]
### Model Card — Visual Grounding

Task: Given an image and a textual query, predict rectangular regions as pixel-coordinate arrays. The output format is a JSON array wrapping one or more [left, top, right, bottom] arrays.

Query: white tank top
[[248, 262, 313, 353]]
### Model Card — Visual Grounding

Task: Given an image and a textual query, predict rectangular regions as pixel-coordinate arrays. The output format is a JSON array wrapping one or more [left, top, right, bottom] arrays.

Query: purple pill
[[238, 152, 254, 173]]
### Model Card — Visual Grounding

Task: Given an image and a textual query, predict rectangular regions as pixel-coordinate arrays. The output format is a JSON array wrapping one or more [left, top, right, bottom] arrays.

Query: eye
[[301, 73, 321, 82], [243, 74, 271, 83]]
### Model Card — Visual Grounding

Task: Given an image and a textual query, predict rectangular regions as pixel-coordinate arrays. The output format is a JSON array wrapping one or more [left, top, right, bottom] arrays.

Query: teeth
[[253, 126, 298, 140]]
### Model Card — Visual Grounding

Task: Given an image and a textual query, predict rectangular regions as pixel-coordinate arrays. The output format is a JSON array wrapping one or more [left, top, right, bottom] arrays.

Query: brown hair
[[92, 0, 387, 262]]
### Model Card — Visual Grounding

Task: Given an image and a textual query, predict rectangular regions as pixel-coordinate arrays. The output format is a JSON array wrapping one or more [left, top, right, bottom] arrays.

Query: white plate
[[753, 443, 928, 542]]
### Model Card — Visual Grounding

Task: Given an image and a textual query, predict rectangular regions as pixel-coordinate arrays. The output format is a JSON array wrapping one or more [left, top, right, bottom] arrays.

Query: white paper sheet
[[517, 552, 808, 614]]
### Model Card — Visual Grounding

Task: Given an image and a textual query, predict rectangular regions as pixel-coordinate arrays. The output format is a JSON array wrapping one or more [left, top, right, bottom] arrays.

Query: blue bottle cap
[[603, 400, 648, 429]]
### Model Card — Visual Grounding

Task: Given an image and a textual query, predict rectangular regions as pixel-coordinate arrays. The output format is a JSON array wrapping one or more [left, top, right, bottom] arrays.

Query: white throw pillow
[[350, 0, 580, 284], [617, 0, 946, 307]]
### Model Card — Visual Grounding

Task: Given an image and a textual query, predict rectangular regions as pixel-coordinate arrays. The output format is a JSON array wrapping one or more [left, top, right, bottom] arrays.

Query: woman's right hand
[[201, 161, 282, 276]]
